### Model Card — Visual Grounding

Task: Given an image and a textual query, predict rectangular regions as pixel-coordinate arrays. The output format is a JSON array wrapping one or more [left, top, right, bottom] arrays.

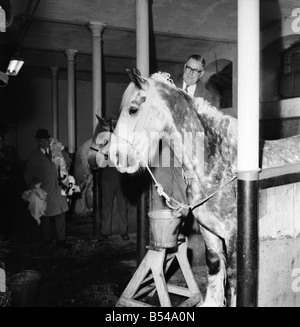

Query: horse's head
[[108, 69, 172, 174], [88, 115, 116, 170], [110, 68, 204, 174]]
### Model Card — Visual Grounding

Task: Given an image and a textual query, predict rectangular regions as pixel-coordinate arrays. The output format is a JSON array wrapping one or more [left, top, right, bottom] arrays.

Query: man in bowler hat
[[24, 129, 72, 248]]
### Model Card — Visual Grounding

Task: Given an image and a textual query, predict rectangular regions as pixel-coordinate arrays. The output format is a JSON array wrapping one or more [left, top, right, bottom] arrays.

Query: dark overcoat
[[24, 148, 69, 216]]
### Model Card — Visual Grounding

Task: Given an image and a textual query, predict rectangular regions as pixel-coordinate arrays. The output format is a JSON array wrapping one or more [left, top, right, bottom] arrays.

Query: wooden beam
[[259, 163, 300, 189], [17, 17, 230, 63], [30, 16, 237, 44], [260, 163, 300, 180]]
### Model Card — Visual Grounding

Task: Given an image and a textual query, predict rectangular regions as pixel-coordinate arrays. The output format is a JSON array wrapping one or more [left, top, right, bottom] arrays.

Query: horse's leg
[[224, 230, 237, 307], [197, 226, 227, 307]]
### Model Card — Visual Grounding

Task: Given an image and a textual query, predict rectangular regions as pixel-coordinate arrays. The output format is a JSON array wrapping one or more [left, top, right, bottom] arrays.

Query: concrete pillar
[[89, 22, 106, 131], [136, 0, 149, 77], [65, 49, 78, 157], [136, 0, 150, 265], [232, 58, 238, 115], [237, 0, 260, 307], [238, 0, 260, 171], [89, 22, 105, 239], [50, 66, 59, 139]]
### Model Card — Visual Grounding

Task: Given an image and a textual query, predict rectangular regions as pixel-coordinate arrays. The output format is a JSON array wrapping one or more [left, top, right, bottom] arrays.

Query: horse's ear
[[95, 114, 110, 128], [96, 114, 104, 123], [126, 68, 147, 89], [132, 68, 141, 76]]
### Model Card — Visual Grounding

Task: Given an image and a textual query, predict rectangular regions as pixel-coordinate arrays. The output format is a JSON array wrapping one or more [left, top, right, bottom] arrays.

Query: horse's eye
[[129, 107, 139, 115]]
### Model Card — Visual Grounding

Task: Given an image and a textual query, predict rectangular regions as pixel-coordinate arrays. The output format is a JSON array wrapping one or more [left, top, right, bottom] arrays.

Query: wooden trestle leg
[[116, 239, 203, 307]]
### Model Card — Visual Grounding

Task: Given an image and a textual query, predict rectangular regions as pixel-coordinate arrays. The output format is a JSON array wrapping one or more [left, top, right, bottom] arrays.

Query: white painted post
[[238, 0, 260, 172], [89, 22, 106, 239], [50, 66, 59, 140], [237, 0, 260, 307], [65, 49, 78, 156], [89, 22, 106, 131], [136, 0, 149, 77], [136, 0, 150, 264]]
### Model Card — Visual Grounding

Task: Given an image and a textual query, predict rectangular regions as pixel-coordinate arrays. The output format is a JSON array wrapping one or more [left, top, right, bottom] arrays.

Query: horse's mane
[[150, 72, 177, 88]]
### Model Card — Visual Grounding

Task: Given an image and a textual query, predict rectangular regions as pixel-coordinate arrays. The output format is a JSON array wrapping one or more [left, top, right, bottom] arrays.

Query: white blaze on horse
[[110, 68, 300, 307]]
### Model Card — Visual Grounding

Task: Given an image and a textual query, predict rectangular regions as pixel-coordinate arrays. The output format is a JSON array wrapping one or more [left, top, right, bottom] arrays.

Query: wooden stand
[[116, 238, 203, 307]]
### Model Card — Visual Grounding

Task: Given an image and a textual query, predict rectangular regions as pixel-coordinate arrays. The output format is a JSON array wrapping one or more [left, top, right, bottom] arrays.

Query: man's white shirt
[[183, 82, 196, 96], [40, 147, 50, 155]]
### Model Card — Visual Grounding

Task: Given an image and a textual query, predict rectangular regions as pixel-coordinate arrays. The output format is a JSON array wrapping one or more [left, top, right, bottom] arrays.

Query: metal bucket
[[7, 270, 41, 307], [148, 209, 182, 248]]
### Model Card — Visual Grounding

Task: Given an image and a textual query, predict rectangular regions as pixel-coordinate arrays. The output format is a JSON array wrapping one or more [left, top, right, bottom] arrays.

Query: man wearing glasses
[[177, 54, 219, 107]]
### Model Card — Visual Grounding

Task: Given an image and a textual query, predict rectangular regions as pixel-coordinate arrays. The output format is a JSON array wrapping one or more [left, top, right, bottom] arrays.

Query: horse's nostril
[[115, 151, 120, 166]]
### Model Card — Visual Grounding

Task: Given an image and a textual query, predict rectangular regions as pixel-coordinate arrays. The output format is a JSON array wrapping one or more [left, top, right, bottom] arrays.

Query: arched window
[[206, 60, 232, 109]]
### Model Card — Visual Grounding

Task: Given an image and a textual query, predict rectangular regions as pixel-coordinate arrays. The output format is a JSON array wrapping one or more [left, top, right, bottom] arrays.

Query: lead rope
[[189, 174, 237, 211], [133, 151, 190, 222]]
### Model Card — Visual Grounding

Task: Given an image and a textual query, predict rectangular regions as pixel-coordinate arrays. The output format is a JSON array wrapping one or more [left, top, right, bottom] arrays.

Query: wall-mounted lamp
[[6, 57, 24, 76]]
